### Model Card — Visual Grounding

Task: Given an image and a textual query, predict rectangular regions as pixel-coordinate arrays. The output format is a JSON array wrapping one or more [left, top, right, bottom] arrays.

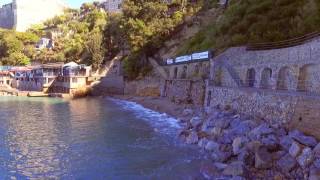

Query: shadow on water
[[0, 97, 205, 179]]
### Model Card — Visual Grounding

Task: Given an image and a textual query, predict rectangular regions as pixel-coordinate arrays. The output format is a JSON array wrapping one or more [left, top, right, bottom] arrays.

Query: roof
[[42, 62, 64, 69], [63, 62, 78, 67]]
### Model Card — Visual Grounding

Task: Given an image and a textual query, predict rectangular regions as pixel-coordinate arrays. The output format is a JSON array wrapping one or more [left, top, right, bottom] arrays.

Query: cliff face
[[0, 0, 67, 32]]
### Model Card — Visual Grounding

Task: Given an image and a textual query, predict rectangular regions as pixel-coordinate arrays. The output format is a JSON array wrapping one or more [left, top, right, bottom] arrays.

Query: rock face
[[180, 108, 320, 179]]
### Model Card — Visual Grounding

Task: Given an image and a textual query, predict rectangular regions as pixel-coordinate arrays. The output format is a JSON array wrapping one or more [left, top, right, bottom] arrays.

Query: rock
[[297, 147, 314, 168], [279, 136, 294, 151], [231, 120, 255, 136], [289, 130, 317, 147], [289, 141, 303, 158], [272, 150, 286, 161], [255, 146, 272, 169], [277, 154, 297, 173], [213, 162, 228, 170], [246, 141, 262, 152], [314, 158, 320, 169], [182, 108, 193, 117], [223, 161, 246, 176], [309, 167, 320, 180], [249, 123, 274, 140], [186, 131, 199, 144], [211, 127, 222, 137], [214, 118, 231, 129], [190, 116, 202, 128], [238, 149, 254, 166], [200, 161, 218, 179], [313, 143, 320, 158], [232, 137, 248, 155], [261, 134, 278, 150], [198, 138, 209, 149], [205, 141, 220, 152], [212, 150, 232, 163]]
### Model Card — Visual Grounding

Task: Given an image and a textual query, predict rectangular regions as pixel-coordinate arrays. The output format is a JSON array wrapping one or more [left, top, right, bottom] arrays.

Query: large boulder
[[232, 137, 248, 155], [190, 116, 202, 128], [297, 147, 314, 168], [289, 130, 317, 147], [205, 141, 220, 152], [255, 146, 272, 169], [198, 138, 209, 149], [249, 123, 274, 140], [182, 108, 193, 117], [279, 136, 294, 151], [212, 150, 232, 163], [289, 141, 303, 158], [186, 131, 199, 144], [277, 153, 297, 173], [214, 118, 231, 129], [223, 161, 246, 176], [313, 143, 320, 158]]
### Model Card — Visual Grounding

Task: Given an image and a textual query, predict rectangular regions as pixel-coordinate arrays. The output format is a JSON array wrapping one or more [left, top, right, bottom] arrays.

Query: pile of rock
[[179, 108, 320, 179]]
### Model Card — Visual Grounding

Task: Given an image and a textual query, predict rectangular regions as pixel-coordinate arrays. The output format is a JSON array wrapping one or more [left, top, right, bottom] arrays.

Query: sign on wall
[[175, 55, 192, 63], [166, 59, 174, 65], [192, 51, 209, 60]]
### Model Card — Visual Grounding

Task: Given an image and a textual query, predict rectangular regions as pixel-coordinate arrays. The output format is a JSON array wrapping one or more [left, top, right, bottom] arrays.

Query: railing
[[247, 32, 320, 51], [209, 79, 320, 97]]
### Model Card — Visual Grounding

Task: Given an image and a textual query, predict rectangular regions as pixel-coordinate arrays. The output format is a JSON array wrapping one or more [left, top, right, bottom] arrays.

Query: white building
[[100, 0, 123, 13], [0, 0, 68, 32]]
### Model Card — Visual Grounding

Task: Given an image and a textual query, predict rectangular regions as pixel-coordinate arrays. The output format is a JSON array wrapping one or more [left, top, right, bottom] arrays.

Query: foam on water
[[108, 98, 181, 135]]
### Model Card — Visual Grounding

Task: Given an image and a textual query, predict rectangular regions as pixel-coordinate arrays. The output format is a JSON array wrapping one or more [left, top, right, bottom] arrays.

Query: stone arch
[[173, 67, 178, 79], [181, 66, 187, 79], [246, 68, 256, 87], [277, 66, 295, 90], [297, 64, 320, 93], [260, 68, 272, 89]]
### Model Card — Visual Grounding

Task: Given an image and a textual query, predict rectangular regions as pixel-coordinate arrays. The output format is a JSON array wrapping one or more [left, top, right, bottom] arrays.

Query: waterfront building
[[0, 71, 14, 87], [51, 62, 92, 94]]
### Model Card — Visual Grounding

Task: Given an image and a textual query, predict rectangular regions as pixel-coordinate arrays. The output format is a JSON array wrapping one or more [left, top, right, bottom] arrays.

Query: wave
[[108, 98, 181, 135]]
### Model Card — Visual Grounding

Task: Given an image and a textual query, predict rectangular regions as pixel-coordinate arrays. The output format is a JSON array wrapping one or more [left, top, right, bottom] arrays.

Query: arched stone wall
[[260, 68, 272, 89], [246, 68, 256, 87], [297, 64, 320, 93], [173, 67, 178, 79], [277, 66, 296, 90], [180, 66, 187, 79]]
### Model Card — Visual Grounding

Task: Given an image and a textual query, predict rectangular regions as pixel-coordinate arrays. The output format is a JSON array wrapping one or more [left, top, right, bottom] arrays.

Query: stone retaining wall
[[165, 79, 205, 106], [205, 86, 320, 138]]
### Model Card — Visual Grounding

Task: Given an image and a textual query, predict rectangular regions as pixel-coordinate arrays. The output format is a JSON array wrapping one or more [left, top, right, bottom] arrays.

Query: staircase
[[148, 57, 169, 79]]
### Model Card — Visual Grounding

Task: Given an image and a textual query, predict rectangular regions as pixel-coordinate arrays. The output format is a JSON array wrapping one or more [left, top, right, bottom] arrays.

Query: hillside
[[176, 0, 320, 56]]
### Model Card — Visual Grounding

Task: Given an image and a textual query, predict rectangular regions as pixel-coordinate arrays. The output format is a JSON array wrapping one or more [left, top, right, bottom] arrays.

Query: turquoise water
[[0, 97, 204, 179]]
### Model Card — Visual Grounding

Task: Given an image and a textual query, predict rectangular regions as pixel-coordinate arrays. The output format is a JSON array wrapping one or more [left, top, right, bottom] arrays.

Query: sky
[[0, 0, 97, 8]]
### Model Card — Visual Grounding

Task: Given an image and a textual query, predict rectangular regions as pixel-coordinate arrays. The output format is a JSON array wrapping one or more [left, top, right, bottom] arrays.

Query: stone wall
[[211, 37, 320, 94], [163, 60, 210, 80], [205, 86, 320, 138], [164, 79, 205, 106], [124, 77, 162, 97]]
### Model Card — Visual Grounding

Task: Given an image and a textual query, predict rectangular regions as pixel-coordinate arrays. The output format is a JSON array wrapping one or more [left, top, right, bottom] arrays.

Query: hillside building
[[0, 0, 67, 32]]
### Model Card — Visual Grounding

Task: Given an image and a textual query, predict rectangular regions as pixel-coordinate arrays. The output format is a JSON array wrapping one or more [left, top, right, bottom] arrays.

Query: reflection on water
[[0, 97, 204, 179]]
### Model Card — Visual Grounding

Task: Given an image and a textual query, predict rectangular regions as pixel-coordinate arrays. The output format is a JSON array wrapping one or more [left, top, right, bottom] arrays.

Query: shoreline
[[108, 95, 204, 121]]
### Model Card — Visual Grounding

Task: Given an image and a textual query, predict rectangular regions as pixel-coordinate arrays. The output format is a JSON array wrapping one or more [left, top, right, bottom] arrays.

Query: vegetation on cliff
[[178, 0, 320, 55]]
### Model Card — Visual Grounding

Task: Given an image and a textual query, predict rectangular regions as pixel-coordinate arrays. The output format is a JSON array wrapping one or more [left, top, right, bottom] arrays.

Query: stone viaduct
[[205, 36, 320, 138]]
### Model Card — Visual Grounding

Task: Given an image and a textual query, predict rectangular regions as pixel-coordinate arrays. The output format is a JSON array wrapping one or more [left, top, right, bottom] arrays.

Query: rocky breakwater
[[179, 107, 320, 179]]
